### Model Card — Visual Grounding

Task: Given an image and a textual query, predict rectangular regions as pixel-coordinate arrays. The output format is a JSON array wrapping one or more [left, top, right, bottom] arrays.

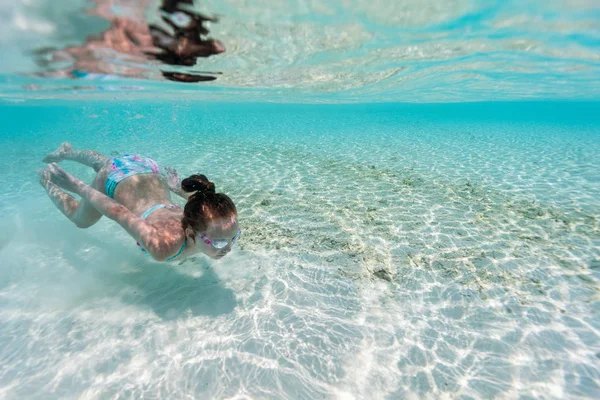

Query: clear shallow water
[[1, 0, 600, 398], [1, 102, 599, 399]]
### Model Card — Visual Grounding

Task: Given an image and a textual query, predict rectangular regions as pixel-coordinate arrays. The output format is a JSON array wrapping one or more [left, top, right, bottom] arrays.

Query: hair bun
[[181, 174, 216, 194]]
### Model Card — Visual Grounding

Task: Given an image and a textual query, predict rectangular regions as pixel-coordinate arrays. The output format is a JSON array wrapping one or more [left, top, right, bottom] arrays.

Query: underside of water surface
[[1, 0, 599, 103]]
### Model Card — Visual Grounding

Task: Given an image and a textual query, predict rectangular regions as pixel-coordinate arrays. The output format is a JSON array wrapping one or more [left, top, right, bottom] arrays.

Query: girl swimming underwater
[[39, 143, 240, 262]]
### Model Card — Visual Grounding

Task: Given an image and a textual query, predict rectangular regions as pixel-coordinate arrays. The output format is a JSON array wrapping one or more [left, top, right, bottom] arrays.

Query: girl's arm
[[48, 163, 176, 261], [165, 166, 192, 200]]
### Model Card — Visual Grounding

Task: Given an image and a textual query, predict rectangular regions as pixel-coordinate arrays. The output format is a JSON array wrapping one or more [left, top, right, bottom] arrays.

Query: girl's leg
[[40, 169, 103, 228], [43, 142, 109, 172]]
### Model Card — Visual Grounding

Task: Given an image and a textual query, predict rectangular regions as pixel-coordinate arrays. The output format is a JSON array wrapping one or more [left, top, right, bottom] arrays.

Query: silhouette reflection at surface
[[32, 0, 224, 83]]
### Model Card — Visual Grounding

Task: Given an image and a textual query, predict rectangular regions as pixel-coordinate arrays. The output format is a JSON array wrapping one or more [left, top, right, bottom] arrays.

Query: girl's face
[[196, 217, 240, 260]]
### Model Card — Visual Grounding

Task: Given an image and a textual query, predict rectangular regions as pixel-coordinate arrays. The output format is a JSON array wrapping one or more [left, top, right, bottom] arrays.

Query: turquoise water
[[1, 0, 600, 399], [1, 102, 599, 399]]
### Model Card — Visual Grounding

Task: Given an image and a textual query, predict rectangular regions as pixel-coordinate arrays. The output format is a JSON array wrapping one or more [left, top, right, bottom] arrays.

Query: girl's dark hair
[[181, 174, 237, 238]]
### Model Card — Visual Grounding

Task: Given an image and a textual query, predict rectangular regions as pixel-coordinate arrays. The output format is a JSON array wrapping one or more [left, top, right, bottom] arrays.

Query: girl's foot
[[43, 142, 72, 163]]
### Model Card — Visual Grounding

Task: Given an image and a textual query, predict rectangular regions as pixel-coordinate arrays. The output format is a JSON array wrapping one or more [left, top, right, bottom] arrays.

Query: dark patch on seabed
[[236, 143, 599, 296]]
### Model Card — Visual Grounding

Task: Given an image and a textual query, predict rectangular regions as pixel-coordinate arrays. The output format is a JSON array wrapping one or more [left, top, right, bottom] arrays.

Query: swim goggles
[[200, 229, 241, 250]]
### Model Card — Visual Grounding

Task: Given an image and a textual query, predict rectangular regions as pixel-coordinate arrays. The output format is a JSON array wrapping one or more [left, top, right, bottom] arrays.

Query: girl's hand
[[165, 166, 181, 191], [46, 163, 85, 194]]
